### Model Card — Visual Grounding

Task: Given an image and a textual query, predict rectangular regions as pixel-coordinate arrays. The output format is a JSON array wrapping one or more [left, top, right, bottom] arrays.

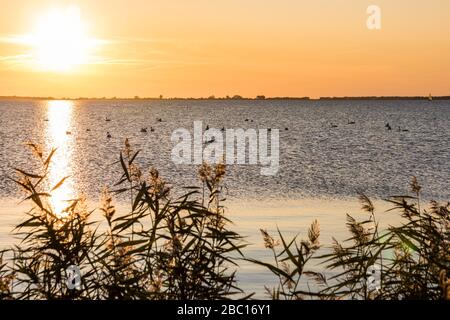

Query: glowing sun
[[30, 6, 96, 72]]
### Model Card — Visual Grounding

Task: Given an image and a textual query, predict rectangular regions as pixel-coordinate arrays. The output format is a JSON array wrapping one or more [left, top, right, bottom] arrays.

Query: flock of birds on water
[[329, 120, 409, 132], [59, 116, 409, 142]]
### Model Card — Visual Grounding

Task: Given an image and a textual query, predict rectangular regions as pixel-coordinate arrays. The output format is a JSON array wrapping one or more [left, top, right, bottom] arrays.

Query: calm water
[[0, 98, 449, 296], [1, 99, 449, 200]]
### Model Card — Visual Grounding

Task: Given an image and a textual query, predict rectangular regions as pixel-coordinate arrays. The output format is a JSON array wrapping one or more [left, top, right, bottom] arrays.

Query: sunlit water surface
[[0, 99, 449, 297]]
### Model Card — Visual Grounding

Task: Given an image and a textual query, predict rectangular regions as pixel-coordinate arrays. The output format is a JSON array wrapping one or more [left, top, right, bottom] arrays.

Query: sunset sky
[[1, 0, 449, 98]]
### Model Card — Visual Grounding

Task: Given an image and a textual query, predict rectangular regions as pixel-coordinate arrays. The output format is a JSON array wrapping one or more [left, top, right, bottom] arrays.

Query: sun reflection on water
[[45, 100, 75, 217]]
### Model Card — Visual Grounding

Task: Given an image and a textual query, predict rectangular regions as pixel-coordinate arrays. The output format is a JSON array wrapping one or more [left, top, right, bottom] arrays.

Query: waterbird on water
[[385, 123, 392, 131], [141, 128, 148, 133], [347, 120, 356, 125], [204, 137, 215, 144], [330, 123, 338, 128], [105, 117, 111, 122], [397, 126, 409, 132], [107, 132, 112, 139]]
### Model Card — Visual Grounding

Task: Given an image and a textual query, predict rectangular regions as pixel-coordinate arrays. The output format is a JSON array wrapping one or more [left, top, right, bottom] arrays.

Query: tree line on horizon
[[1, 95, 449, 101]]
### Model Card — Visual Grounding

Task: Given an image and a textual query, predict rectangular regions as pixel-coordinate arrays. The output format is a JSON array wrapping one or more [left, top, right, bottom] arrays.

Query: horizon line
[[1, 95, 449, 101]]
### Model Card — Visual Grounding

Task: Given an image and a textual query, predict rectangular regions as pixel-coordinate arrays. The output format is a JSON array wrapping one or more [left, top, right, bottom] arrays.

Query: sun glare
[[46, 100, 75, 217], [30, 6, 95, 72]]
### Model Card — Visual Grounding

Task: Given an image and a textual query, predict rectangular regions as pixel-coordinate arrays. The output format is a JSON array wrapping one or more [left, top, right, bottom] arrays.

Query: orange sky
[[0, 0, 449, 98]]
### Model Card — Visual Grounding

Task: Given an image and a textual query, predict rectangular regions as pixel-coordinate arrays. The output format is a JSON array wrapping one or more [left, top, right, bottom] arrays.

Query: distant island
[[1, 95, 450, 101]]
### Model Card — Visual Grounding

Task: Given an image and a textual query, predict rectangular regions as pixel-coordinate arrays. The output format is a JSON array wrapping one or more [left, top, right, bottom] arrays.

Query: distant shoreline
[[1, 95, 450, 101]]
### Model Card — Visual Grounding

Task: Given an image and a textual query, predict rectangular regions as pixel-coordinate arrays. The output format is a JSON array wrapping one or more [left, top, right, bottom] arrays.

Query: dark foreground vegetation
[[0, 141, 448, 300]]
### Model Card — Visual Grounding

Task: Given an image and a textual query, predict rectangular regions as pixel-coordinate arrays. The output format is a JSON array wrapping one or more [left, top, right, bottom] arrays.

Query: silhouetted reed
[[0, 142, 448, 300], [255, 179, 449, 300], [2, 141, 244, 299]]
